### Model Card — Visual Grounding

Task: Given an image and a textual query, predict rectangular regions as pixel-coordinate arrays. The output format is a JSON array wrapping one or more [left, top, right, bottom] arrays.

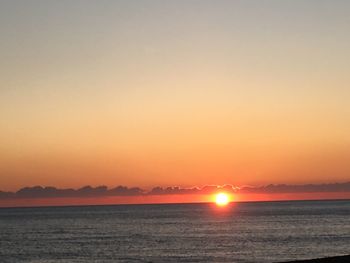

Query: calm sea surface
[[0, 200, 349, 263]]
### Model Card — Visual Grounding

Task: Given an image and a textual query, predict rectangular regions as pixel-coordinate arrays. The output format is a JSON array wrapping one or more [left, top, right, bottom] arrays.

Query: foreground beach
[[281, 255, 350, 263]]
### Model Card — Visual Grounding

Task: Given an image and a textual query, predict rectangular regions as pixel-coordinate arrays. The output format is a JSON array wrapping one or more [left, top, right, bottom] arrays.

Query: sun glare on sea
[[215, 192, 230, 206]]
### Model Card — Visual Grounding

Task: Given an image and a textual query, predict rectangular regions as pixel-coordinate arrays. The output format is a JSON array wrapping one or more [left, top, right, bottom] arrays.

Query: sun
[[215, 192, 230, 206]]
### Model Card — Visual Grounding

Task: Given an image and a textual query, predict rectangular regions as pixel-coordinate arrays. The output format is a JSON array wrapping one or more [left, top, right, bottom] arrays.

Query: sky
[[1, 1, 350, 200]]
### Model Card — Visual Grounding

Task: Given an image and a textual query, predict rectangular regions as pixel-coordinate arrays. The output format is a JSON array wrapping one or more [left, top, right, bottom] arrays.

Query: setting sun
[[215, 193, 230, 206]]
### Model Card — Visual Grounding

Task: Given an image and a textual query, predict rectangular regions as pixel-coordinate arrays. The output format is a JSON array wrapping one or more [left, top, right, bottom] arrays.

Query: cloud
[[12, 185, 146, 199], [0, 182, 349, 200], [109, 186, 144, 196], [149, 186, 200, 195], [239, 182, 350, 193], [148, 184, 240, 195], [0, 190, 15, 199]]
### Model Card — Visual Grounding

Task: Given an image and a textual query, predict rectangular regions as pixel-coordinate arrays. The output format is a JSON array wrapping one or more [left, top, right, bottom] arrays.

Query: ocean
[[0, 200, 349, 263]]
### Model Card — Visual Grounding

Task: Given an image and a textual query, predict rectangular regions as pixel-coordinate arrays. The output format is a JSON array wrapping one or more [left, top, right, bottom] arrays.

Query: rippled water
[[0, 200, 349, 262]]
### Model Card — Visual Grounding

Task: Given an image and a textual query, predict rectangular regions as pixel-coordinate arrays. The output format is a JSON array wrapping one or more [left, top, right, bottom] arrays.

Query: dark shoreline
[[279, 255, 350, 263]]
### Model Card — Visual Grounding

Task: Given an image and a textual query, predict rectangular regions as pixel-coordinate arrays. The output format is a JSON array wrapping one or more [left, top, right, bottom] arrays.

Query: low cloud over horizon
[[1, 182, 350, 200]]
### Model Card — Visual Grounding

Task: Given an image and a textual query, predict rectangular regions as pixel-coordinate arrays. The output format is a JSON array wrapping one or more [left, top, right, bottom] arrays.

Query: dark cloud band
[[1, 182, 349, 200]]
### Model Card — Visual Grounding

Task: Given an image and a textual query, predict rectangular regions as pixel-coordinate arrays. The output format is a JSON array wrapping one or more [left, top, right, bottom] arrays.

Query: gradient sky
[[1, 0, 350, 192]]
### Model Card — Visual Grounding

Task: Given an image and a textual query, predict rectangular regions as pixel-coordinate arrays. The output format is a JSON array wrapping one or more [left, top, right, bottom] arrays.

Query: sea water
[[0, 200, 349, 262]]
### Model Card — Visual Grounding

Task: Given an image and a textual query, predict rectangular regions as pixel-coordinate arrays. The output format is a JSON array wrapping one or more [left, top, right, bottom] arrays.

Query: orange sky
[[0, 1, 350, 199]]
